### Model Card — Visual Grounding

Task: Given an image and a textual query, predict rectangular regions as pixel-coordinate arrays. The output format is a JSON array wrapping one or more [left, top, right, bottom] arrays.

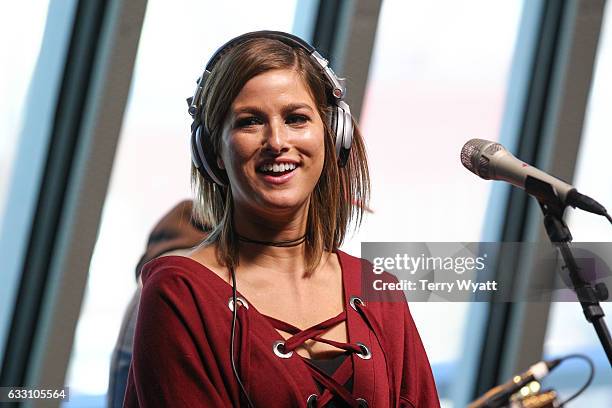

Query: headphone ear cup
[[191, 124, 207, 178], [191, 123, 228, 186], [340, 107, 353, 167], [332, 102, 353, 168]]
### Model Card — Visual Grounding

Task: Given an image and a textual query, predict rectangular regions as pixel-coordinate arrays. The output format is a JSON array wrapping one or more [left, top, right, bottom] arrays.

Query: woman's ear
[[217, 157, 225, 170]]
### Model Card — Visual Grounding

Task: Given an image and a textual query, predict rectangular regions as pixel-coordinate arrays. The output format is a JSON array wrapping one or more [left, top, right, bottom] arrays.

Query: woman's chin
[[255, 192, 309, 213]]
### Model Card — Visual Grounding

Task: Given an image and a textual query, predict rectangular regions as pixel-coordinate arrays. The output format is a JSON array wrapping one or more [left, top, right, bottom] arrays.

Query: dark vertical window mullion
[[310, 0, 344, 67], [0, 0, 110, 388], [474, 0, 571, 398]]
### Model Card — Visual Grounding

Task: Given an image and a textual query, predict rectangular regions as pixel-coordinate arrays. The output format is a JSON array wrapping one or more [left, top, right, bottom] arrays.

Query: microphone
[[468, 359, 561, 408], [461, 138, 608, 217]]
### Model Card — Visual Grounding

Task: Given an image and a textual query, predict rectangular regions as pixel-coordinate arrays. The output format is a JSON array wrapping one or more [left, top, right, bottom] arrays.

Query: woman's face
[[218, 68, 326, 217]]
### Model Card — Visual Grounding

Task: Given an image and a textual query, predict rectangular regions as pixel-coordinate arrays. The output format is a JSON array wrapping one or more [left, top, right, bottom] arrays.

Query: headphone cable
[[229, 265, 256, 408]]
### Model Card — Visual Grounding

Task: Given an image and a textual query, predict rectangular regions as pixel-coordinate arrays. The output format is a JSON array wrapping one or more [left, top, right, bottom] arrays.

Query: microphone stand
[[525, 177, 612, 367]]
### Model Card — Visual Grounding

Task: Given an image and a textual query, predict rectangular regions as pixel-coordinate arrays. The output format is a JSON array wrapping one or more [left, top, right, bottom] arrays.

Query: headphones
[[186, 30, 354, 186]]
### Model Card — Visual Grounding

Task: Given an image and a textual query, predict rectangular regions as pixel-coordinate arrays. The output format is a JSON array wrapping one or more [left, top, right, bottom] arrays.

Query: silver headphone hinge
[[310, 51, 345, 100], [188, 71, 211, 118]]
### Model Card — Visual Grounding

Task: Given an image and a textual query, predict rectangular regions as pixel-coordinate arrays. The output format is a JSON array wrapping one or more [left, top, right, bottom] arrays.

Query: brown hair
[[191, 37, 370, 275]]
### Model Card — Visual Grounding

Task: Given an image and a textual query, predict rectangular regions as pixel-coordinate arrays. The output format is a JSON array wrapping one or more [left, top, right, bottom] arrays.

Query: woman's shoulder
[[137, 253, 234, 323], [141, 242, 221, 280], [139, 249, 226, 298], [141, 255, 196, 282]]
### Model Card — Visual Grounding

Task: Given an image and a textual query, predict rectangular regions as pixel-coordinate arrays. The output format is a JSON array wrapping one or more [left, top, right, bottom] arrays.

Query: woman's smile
[[256, 159, 300, 184]]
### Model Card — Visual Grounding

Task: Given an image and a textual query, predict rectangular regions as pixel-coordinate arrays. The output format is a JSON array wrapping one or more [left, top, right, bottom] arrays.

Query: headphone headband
[[187, 31, 345, 118], [205, 31, 315, 72]]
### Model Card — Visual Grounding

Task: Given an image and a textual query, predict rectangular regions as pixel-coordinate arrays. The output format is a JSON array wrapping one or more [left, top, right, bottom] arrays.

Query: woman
[[123, 31, 439, 407]]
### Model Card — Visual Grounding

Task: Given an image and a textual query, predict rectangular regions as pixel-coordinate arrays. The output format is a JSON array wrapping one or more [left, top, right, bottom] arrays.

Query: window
[[0, 0, 73, 366], [0, 0, 50, 217], [348, 1, 525, 405], [543, 2, 612, 405], [63, 1, 300, 405]]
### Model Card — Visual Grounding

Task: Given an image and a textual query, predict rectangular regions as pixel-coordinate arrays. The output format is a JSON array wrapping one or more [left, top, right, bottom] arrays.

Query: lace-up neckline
[[261, 308, 369, 407], [155, 251, 383, 407]]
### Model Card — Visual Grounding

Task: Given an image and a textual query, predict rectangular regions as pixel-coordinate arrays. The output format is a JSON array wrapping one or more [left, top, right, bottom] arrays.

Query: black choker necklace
[[236, 233, 307, 247]]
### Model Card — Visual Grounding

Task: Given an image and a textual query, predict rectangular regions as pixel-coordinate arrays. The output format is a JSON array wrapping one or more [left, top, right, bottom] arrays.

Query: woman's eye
[[235, 116, 262, 128], [286, 114, 308, 125]]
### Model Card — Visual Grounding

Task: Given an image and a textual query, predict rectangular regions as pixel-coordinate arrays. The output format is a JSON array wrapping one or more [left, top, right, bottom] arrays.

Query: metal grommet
[[306, 394, 318, 407], [227, 296, 249, 312], [356, 397, 368, 407], [349, 296, 365, 311], [355, 342, 372, 360], [272, 340, 294, 359]]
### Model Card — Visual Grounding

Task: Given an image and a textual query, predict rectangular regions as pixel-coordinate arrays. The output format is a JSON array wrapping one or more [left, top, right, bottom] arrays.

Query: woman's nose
[[263, 120, 289, 153]]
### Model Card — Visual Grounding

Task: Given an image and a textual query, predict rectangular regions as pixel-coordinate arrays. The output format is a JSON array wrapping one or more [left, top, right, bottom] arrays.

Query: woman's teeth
[[258, 163, 297, 173]]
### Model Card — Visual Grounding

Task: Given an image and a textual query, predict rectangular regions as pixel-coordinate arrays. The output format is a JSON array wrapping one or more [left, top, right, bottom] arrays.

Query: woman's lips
[[257, 167, 298, 185]]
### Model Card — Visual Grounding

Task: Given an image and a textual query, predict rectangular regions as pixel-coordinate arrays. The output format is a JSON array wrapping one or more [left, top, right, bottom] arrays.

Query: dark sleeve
[[123, 270, 231, 407], [399, 299, 441, 408]]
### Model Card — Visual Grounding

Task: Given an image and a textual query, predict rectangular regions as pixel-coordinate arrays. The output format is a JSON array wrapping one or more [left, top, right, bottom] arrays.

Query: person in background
[[107, 200, 208, 408]]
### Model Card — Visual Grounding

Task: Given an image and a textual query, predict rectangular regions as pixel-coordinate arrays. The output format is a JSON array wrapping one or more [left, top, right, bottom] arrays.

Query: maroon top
[[123, 249, 440, 407]]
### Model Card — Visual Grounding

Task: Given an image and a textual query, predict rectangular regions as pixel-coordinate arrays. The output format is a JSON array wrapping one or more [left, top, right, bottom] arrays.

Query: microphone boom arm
[[527, 176, 612, 367]]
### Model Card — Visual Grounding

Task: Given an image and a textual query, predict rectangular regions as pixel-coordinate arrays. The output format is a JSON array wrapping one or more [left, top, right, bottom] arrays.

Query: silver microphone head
[[460, 138, 505, 179], [461, 138, 593, 209]]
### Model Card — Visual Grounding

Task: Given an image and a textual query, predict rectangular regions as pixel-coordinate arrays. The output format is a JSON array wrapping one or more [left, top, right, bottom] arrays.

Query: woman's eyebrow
[[233, 103, 315, 117], [233, 106, 265, 116], [281, 103, 314, 115]]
